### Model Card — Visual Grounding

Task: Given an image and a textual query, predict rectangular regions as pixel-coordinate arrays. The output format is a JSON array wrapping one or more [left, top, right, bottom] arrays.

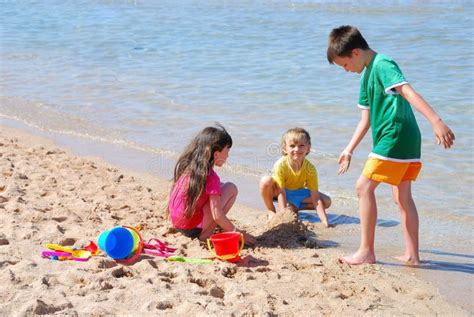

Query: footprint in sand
[[157, 271, 177, 283], [56, 225, 65, 234], [156, 301, 173, 310], [51, 216, 67, 222], [0, 234, 9, 245], [221, 266, 237, 278], [28, 299, 73, 315], [189, 277, 210, 288], [111, 267, 134, 278], [98, 259, 117, 269], [256, 267, 271, 273], [99, 280, 113, 291], [59, 238, 76, 246], [209, 286, 225, 299]]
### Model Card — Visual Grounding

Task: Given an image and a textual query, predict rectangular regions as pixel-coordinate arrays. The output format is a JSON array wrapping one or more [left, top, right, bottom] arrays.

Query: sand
[[0, 125, 469, 316]]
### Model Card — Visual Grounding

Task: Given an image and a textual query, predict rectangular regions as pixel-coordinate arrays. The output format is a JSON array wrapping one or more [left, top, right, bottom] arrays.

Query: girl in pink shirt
[[168, 124, 256, 245]]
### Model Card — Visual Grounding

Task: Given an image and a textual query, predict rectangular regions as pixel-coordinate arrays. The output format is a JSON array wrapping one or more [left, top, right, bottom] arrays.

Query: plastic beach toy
[[207, 232, 244, 263], [98, 226, 137, 260], [166, 255, 213, 264], [97, 226, 177, 264], [42, 250, 90, 262], [83, 241, 99, 255], [143, 238, 177, 257], [44, 244, 92, 261]]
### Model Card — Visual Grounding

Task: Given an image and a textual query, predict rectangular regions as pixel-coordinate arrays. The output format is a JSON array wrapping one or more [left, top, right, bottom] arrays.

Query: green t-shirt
[[358, 53, 421, 161]]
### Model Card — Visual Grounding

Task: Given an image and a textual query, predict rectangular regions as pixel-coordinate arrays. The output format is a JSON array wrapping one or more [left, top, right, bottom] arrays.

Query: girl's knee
[[222, 182, 238, 196]]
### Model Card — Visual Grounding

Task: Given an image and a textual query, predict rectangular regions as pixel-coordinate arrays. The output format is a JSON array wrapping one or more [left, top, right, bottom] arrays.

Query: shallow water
[[1, 0, 473, 311]]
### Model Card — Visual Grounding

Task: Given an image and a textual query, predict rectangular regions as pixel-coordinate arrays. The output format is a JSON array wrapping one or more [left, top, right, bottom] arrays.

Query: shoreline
[[0, 123, 470, 315]]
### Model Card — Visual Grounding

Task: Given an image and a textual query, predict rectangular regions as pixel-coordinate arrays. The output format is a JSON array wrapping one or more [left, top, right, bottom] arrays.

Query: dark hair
[[281, 127, 311, 156], [172, 123, 232, 218], [327, 25, 369, 64]]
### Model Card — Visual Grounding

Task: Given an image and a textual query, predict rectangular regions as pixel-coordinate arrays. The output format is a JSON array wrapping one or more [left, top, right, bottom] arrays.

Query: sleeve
[[305, 161, 319, 191], [205, 169, 221, 195], [378, 59, 408, 95], [272, 159, 285, 189], [358, 74, 370, 110]]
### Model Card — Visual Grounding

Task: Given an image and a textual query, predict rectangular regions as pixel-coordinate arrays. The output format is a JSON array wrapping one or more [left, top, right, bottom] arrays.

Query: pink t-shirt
[[169, 169, 221, 229]]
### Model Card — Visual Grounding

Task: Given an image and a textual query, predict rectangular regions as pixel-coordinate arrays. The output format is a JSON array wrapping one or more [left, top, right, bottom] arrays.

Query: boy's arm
[[338, 109, 371, 174], [310, 190, 329, 227], [396, 84, 455, 148], [277, 190, 288, 213]]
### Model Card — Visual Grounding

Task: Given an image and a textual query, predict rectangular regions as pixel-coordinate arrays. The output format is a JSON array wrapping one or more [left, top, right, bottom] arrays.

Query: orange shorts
[[362, 158, 422, 186]]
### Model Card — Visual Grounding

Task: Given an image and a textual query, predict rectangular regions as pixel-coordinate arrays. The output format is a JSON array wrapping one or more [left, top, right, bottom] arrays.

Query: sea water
[[1, 0, 473, 310]]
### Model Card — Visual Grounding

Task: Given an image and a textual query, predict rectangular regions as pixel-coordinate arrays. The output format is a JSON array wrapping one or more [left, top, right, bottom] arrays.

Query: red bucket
[[207, 232, 244, 263]]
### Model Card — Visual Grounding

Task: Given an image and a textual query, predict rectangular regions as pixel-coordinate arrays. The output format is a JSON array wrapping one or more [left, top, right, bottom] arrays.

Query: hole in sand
[[111, 267, 134, 278]]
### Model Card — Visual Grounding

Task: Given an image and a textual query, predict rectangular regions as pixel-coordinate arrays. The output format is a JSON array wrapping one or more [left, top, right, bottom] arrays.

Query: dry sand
[[0, 125, 469, 316]]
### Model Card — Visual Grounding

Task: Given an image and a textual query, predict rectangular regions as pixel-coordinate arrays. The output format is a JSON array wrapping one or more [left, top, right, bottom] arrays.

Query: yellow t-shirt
[[272, 156, 318, 191]]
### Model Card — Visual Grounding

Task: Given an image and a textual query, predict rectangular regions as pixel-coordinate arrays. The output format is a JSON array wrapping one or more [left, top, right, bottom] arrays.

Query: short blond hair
[[281, 127, 311, 155]]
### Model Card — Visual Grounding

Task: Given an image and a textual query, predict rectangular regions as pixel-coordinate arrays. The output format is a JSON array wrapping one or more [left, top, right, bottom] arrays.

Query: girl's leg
[[259, 176, 280, 217], [391, 180, 421, 265], [340, 175, 380, 265], [199, 182, 238, 240]]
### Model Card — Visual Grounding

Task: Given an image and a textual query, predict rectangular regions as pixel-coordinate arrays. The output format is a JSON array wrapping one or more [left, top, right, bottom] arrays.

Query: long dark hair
[[172, 124, 232, 218]]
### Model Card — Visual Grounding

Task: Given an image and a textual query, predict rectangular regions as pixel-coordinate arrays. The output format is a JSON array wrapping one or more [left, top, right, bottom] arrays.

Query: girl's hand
[[433, 120, 455, 149], [337, 151, 352, 175]]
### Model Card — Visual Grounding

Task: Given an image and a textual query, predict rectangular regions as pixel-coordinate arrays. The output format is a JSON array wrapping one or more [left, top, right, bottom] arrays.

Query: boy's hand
[[337, 151, 352, 174], [433, 120, 455, 149]]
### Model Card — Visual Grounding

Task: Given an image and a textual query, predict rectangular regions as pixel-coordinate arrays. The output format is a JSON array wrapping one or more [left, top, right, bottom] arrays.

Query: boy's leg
[[301, 191, 332, 210], [391, 180, 421, 265], [320, 192, 332, 209], [340, 175, 380, 265], [300, 192, 332, 227], [259, 175, 280, 217], [199, 182, 238, 240]]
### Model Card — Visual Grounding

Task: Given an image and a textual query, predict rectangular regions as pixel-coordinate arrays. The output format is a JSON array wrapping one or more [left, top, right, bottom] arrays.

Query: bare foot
[[393, 255, 421, 266], [338, 251, 376, 265]]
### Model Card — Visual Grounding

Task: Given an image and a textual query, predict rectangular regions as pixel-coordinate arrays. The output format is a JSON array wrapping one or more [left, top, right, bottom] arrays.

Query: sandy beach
[[0, 125, 469, 316]]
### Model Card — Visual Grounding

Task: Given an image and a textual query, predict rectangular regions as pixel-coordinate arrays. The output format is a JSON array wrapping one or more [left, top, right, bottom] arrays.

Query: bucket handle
[[207, 232, 244, 261]]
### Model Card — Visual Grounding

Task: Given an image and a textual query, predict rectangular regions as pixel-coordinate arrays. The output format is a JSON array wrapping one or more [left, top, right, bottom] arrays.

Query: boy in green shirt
[[327, 26, 455, 265]]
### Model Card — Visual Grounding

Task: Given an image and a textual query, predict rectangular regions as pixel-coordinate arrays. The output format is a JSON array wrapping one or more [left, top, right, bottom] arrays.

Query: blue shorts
[[285, 188, 311, 209]]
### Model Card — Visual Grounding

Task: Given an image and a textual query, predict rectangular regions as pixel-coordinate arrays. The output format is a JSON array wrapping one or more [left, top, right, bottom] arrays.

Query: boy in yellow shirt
[[260, 127, 331, 227]]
